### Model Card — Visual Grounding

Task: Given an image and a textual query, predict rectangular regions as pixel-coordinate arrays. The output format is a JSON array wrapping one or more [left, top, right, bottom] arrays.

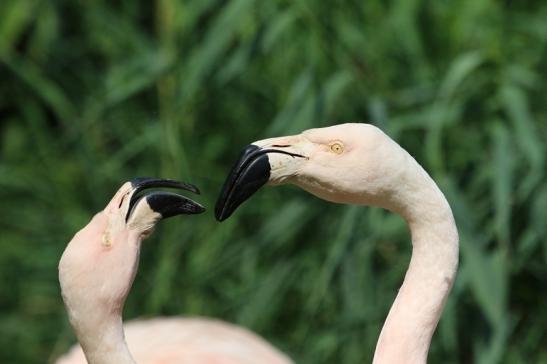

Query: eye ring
[[330, 142, 344, 154]]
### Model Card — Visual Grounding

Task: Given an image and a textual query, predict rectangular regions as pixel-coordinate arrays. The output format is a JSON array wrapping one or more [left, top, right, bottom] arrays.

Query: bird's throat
[[74, 315, 136, 364], [372, 157, 459, 364]]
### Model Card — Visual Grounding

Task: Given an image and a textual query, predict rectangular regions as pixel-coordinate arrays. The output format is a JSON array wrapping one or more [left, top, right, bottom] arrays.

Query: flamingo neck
[[372, 157, 459, 364], [61, 228, 139, 364], [73, 313, 136, 364]]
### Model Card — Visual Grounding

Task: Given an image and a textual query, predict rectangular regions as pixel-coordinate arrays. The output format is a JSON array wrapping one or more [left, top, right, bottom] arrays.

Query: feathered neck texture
[[372, 152, 459, 364]]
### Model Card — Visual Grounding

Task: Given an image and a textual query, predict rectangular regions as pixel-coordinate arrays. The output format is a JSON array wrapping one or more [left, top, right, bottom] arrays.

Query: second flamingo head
[[59, 178, 205, 344]]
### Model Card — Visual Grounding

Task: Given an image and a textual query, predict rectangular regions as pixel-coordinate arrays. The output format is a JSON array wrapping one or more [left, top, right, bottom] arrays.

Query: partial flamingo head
[[215, 123, 410, 220], [59, 178, 205, 329]]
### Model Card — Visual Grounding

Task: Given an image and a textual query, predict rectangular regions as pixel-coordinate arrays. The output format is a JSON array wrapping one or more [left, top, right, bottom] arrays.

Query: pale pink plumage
[[217, 123, 459, 364], [57, 180, 292, 364], [56, 317, 290, 364], [59, 122, 459, 364]]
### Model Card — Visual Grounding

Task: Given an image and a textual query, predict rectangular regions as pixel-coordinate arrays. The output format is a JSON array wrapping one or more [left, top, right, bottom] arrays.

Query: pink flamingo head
[[215, 123, 458, 363], [216, 123, 412, 220], [59, 178, 205, 346]]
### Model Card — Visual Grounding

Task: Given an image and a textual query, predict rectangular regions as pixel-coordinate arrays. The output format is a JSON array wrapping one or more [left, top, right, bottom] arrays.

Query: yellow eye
[[330, 142, 344, 154]]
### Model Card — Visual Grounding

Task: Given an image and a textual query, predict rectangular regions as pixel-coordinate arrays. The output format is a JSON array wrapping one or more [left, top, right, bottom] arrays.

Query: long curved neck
[[372, 156, 459, 364], [60, 221, 139, 364], [74, 315, 136, 364]]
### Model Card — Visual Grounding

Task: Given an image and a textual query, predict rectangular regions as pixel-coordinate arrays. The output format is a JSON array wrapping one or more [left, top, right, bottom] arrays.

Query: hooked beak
[[215, 143, 307, 221], [126, 177, 205, 223]]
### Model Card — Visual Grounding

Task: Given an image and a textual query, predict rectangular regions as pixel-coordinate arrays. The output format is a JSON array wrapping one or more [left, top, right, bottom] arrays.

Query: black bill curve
[[126, 177, 205, 222], [214, 145, 305, 221]]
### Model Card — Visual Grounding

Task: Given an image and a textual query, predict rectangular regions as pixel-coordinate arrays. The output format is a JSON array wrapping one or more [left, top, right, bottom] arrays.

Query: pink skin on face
[[57, 180, 291, 364], [216, 123, 459, 364]]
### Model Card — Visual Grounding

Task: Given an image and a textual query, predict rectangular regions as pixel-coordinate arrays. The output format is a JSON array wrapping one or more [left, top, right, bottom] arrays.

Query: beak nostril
[[118, 192, 130, 208], [271, 144, 291, 148]]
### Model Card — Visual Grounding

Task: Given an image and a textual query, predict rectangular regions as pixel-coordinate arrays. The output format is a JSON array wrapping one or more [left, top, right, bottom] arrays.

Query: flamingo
[[215, 123, 459, 364], [56, 177, 292, 364]]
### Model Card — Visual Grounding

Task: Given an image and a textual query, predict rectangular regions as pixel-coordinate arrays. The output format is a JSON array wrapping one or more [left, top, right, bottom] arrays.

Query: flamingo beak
[[125, 177, 205, 222], [215, 144, 306, 221]]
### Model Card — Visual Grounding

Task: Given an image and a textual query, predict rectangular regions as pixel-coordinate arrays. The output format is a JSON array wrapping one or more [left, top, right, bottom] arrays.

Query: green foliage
[[1, 0, 546, 363]]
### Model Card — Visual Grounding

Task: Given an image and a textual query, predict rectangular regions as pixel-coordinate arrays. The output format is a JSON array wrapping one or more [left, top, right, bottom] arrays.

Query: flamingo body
[[56, 317, 291, 364]]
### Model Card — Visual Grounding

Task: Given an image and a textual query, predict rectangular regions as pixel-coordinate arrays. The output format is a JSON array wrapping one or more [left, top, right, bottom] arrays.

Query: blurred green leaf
[[499, 85, 544, 200], [0, 0, 38, 54], [1, 1, 546, 363], [491, 123, 513, 247]]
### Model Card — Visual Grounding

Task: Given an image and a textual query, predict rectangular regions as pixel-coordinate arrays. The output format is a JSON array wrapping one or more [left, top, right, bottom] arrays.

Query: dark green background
[[1, 1, 546, 363]]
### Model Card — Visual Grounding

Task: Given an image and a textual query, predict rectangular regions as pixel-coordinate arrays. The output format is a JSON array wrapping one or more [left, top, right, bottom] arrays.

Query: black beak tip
[[125, 177, 204, 222], [146, 192, 206, 219], [187, 201, 206, 215], [214, 205, 230, 222], [214, 145, 272, 222], [130, 177, 200, 195]]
